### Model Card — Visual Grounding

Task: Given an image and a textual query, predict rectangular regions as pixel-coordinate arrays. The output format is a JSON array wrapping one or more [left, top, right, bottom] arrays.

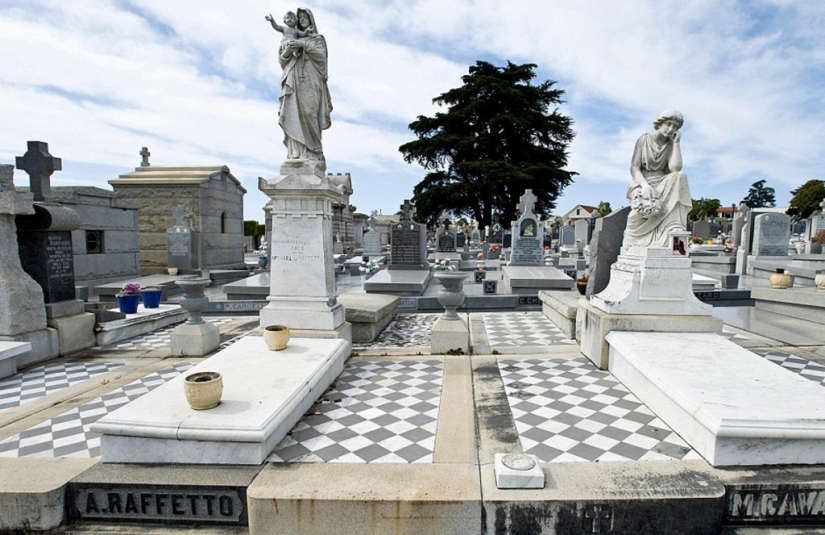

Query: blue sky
[[2, 1, 823, 222]]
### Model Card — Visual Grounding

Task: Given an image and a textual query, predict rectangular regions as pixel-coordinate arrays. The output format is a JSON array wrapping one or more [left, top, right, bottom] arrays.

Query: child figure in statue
[[265, 11, 316, 51]]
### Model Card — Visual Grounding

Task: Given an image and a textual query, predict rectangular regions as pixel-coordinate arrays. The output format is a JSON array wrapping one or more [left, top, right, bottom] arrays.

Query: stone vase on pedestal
[[170, 277, 219, 356], [434, 271, 470, 320]]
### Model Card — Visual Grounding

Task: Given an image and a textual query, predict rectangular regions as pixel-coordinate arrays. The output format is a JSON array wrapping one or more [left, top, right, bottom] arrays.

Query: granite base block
[[502, 266, 574, 291], [607, 332, 825, 466], [363, 269, 433, 296], [170, 321, 220, 357], [0, 328, 59, 368], [431, 317, 469, 355], [92, 337, 349, 465], [577, 299, 722, 369], [338, 293, 399, 343], [0, 341, 30, 379], [538, 291, 580, 339], [47, 312, 96, 355]]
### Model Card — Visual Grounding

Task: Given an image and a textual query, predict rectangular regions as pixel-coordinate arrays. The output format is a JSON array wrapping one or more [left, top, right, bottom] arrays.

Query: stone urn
[[183, 371, 222, 410], [263, 325, 290, 351], [815, 273, 825, 291], [167, 267, 179, 276], [175, 277, 211, 324], [769, 269, 791, 290], [434, 271, 470, 320]]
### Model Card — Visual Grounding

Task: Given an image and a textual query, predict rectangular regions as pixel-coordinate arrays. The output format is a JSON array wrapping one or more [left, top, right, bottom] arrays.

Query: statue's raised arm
[[622, 109, 692, 249]]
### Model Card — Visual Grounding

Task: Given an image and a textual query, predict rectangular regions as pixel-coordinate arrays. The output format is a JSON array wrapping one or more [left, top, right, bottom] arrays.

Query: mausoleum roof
[[110, 165, 247, 193]]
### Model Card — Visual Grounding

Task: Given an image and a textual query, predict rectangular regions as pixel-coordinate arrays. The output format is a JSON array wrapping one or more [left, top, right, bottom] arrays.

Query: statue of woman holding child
[[265, 8, 332, 165], [622, 109, 692, 249]]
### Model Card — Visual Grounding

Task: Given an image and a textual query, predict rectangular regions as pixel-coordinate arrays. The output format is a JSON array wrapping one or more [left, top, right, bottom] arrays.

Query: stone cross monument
[[140, 147, 151, 167], [15, 141, 62, 202]]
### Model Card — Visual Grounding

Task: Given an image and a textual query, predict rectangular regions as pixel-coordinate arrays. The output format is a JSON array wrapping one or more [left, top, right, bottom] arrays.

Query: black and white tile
[[483, 312, 575, 348], [499, 358, 701, 463], [267, 360, 443, 463], [0, 363, 192, 458], [112, 317, 235, 350], [0, 361, 125, 413], [758, 350, 825, 385], [356, 314, 440, 348]]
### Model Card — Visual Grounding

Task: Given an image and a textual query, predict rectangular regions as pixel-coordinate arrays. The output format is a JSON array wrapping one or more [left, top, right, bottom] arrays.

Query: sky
[[2, 1, 824, 223]]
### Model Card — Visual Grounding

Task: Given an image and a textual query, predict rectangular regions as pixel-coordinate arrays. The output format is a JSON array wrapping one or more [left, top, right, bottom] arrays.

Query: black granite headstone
[[456, 234, 465, 247], [503, 232, 512, 249], [16, 204, 79, 303], [438, 233, 456, 252]]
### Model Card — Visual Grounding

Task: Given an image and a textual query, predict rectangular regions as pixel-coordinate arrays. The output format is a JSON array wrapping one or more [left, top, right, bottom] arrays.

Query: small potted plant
[[689, 236, 703, 252], [117, 283, 141, 314], [140, 286, 163, 309]]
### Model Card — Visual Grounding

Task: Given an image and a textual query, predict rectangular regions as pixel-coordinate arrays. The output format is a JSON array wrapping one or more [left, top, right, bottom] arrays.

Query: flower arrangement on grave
[[436, 259, 455, 271], [706, 238, 714, 245], [691, 236, 704, 245], [812, 230, 825, 244], [489, 245, 500, 253], [118, 282, 141, 296], [359, 259, 376, 276]]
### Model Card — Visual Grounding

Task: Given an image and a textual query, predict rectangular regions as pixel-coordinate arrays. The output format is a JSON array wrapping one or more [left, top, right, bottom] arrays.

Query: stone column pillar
[[257, 162, 346, 333]]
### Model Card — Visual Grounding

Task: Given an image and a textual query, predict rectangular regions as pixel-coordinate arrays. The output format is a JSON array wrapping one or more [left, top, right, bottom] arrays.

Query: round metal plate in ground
[[501, 453, 536, 471]]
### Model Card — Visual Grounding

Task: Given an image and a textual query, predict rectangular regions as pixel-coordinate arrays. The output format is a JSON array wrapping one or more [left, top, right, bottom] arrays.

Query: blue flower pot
[[117, 294, 140, 314], [141, 289, 162, 309]]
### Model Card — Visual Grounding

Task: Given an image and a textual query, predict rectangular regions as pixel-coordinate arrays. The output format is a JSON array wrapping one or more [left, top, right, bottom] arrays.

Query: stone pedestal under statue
[[580, 245, 721, 369], [258, 161, 351, 346]]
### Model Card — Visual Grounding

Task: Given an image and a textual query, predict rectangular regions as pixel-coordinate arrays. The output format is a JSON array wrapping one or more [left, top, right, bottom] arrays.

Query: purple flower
[[122, 282, 141, 294]]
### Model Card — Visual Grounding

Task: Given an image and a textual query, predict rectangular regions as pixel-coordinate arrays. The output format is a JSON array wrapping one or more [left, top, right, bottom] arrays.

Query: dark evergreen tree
[[399, 61, 576, 230], [741, 179, 776, 208], [786, 179, 825, 219], [688, 198, 721, 222]]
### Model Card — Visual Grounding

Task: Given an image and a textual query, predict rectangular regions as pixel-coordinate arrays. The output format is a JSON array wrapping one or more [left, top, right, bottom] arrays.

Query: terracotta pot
[[184, 371, 222, 410], [769, 270, 791, 290], [264, 325, 290, 351]]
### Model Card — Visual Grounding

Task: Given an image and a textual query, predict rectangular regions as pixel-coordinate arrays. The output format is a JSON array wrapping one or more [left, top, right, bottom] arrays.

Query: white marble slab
[[95, 304, 188, 346], [0, 341, 31, 379], [502, 266, 574, 289], [607, 331, 825, 466], [92, 336, 348, 465]]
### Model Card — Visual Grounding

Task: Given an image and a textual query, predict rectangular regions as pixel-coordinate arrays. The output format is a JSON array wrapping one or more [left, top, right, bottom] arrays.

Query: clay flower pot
[[264, 325, 290, 351], [769, 269, 791, 290], [184, 371, 222, 410]]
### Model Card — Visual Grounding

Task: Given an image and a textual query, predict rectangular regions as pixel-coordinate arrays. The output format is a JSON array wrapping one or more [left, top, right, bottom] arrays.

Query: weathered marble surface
[[92, 336, 348, 464], [607, 332, 825, 466]]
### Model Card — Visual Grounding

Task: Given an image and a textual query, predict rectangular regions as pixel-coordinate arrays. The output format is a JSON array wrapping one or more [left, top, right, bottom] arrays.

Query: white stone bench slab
[[606, 331, 825, 466], [0, 341, 32, 379], [95, 304, 188, 346], [91, 336, 348, 465]]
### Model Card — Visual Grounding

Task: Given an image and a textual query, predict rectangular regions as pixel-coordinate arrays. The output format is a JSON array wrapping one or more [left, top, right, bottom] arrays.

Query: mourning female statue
[[622, 110, 692, 249], [266, 8, 332, 165]]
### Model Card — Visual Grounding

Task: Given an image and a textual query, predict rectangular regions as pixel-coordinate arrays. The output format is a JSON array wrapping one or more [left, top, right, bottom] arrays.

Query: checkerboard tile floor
[[720, 327, 751, 342], [0, 363, 192, 458], [111, 317, 235, 350], [758, 350, 825, 385], [0, 361, 125, 414], [357, 314, 440, 348], [499, 358, 702, 463], [267, 360, 443, 463], [483, 312, 576, 348]]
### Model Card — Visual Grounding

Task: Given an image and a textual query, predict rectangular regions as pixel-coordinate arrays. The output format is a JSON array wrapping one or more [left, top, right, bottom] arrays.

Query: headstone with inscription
[[753, 213, 791, 257], [363, 214, 382, 255], [575, 219, 589, 244], [471, 229, 480, 246], [560, 225, 575, 247], [510, 190, 543, 266], [436, 218, 457, 252], [167, 206, 197, 272], [456, 233, 465, 248], [390, 200, 427, 270], [488, 220, 504, 244], [14, 142, 95, 356]]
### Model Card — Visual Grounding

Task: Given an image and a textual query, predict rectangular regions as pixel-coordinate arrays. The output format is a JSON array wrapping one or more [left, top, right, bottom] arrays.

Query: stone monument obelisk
[[258, 8, 350, 343]]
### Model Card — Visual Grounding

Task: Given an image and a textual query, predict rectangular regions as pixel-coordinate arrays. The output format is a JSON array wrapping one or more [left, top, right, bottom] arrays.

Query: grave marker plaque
[[753, 213, 791, 257], [390, 200, 427, 270], [16, 205, 79, 304]]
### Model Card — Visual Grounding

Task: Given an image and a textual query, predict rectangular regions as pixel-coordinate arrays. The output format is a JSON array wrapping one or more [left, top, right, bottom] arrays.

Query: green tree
[[689, 198, 721, 222], [742, 179, 776, 208], [786, 179, 825, 219], [597, 201, 612, 217], [399, 61, 577, 230], [243, 220, 261, 236]]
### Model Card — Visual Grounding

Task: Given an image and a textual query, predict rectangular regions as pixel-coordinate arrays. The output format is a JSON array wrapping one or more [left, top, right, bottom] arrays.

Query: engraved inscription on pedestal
[[167, 227, 196, 270]]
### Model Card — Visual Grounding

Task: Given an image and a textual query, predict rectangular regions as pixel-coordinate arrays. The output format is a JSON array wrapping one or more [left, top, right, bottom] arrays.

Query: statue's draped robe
[[623, 133, 692, 248], [278, 27, 332, 161]]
